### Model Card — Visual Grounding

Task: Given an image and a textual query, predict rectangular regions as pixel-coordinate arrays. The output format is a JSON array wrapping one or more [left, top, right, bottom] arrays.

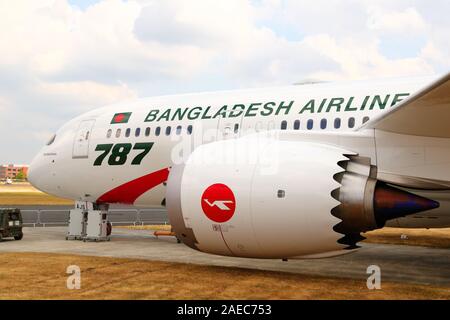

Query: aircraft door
[[217, 111, 244, 140], [73, 119, 96, 159]]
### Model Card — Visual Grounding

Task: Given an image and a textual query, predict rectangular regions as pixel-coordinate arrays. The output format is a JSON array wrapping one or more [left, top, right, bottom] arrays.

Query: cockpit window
[[46, 134, 56, 146]]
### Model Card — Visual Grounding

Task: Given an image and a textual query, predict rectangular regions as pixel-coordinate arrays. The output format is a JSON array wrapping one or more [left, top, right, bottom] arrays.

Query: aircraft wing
[[358, 72, 450, 138]]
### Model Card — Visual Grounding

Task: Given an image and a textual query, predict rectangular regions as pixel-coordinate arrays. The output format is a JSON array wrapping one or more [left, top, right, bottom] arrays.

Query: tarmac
[[0, 226, 449, 287]]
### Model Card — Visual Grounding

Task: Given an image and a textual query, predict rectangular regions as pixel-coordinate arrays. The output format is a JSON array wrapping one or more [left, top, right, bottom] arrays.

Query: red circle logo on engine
[[201, 183, 236, 223]]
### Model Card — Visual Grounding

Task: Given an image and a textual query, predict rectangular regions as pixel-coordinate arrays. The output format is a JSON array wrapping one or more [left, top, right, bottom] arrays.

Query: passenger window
[[294, 120, 300, 130], [115, 129, 121, 138], [155, 127, 161, 136], [125, 128, 131, 137], [348, 117, 355, 128], [307, 119, 313, 130], [176, 125, 182, 135], [135, 128, 140, 137], [334, 118, 341, 129], [187, 125, 193, 135], [234, 123, 239, 133], [165, 126, 171, 136], [145, 127, 151, 136], [281, 121, 287, 130], [106, 129, 112, 138], [363, 116, 370, 124], [320, 119, 327, 130]]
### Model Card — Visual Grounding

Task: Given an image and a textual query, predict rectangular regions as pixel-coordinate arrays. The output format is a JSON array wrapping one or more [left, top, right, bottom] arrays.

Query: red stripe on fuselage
[[97, 168, 170, 205]]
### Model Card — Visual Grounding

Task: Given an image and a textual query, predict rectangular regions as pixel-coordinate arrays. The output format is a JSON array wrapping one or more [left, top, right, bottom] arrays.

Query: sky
[[1, 0, 449, 164]]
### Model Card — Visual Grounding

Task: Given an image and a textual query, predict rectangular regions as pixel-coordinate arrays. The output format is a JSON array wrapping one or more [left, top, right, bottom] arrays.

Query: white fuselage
[[28, 75, 450, 228]]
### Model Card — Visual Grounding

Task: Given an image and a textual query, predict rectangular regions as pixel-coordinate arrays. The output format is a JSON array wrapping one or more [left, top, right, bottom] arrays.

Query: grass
[[0, 252, 448, 300], [0, 191, 73, 206], [0, 184, 73, 206], [364, 228, 450, 249]]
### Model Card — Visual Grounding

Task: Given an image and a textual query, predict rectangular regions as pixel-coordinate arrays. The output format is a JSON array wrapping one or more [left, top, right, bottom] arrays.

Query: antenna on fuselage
[[293, 79, 328, 85]]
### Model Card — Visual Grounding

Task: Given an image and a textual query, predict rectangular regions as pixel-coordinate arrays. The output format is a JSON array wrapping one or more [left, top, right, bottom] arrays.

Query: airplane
[[28, 72, 450, 259]]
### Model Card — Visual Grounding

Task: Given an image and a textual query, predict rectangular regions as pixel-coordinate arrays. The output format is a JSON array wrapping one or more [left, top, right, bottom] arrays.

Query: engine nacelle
[[167, 135, 439, 259]]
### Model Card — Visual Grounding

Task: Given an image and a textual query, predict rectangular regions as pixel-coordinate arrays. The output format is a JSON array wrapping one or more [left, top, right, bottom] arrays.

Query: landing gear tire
[[14, 232, 23, 241], [106, 222, 112, 236]]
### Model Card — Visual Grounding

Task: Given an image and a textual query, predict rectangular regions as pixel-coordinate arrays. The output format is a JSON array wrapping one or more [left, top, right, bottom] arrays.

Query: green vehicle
[[0, 208, 23, 241]]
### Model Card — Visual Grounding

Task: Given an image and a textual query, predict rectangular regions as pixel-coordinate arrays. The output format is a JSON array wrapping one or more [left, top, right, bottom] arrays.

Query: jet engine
[[166, 136, 439, 259]]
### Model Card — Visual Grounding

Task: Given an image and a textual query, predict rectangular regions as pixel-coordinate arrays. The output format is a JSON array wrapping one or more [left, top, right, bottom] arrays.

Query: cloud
[[367, 7, 427, 34], [279, 0, 370, 37], [34, 81, 137, 107], [303, 34, 433, 80], [134, 2, 214, 46], [0, 96, 10, 113]]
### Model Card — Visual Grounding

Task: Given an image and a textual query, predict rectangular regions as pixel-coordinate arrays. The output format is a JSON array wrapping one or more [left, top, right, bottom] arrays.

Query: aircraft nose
[[27, 158, 39, 189], [28, 155, 46, 192]]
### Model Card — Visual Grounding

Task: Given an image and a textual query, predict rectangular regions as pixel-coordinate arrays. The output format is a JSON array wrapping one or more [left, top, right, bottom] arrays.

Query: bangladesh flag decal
[[111, 112, 132, 124]]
